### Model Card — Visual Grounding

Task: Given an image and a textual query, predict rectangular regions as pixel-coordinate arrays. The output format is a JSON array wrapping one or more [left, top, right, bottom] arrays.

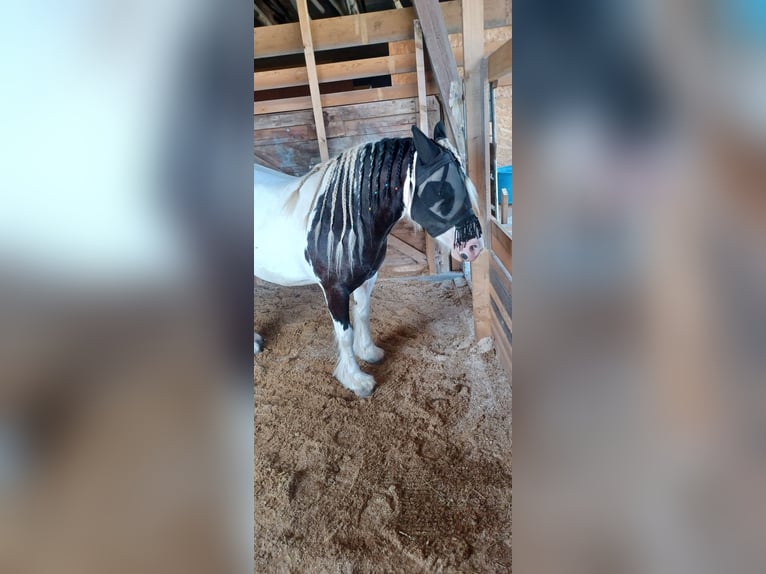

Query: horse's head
[[410, 122, 484, 263]]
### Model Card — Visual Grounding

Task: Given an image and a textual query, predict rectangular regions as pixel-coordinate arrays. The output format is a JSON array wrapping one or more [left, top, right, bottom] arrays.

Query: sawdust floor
[[254, 276, 511, 573]]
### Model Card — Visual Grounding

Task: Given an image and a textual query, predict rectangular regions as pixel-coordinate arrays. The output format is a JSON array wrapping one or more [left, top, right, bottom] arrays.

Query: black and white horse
[[254, 122, 483, 397]]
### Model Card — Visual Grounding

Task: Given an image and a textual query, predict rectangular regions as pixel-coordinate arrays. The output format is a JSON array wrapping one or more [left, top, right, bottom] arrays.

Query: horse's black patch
[[305, 138, 415, 328]]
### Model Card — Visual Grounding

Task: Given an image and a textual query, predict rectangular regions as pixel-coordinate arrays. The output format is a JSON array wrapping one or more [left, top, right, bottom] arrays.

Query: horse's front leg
[[352, 273, 384, 364], [324, 283, 376, 398]]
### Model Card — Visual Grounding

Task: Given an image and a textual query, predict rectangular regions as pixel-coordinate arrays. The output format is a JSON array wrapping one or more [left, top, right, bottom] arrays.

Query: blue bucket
[[497, 165, 512, 204]]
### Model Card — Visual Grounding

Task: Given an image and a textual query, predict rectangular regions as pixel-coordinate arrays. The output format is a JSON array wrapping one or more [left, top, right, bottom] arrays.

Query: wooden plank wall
[[486, 33, 513, 375], [254, 95, 440, 175], [489, 220, 512, 375]]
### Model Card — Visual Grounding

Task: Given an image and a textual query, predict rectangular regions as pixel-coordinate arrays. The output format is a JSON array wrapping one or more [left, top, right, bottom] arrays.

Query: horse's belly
[[254, 222, 316, 286]]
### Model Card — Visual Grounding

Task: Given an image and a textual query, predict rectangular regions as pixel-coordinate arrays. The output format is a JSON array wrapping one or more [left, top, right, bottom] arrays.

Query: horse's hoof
[[354, 344, 385, 365], [336, 368, 376, 398], [352, 378, 375, 398], [354, 386, 374, 398], [254, 334, 263, 354]]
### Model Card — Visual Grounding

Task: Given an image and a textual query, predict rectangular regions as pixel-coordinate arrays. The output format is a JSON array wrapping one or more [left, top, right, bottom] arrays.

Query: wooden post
[[414, 20, 429, 135], [415, 19, 443, 275], [412, 0, 466, 159], [296, 0, 329, 162], [462, 0, 491, 340]]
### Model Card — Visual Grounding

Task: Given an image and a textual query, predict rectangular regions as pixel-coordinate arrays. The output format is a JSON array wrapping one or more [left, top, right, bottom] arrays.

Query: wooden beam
[[254, 82, 438, 115], [254, 1, 510, 59], [254, 44, 482, 92], [254, 110, 437, 143], [296, 0, 329, 162], [488, 37, 512, 82], [461, 0, 491, 339], [255, 53, 418, 91], [387, 235, 426, 263], [412, 0, 466, 159]]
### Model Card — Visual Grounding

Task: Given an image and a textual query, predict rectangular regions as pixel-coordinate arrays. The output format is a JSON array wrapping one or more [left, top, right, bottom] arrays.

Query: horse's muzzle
[[452, 238, 483, 263]]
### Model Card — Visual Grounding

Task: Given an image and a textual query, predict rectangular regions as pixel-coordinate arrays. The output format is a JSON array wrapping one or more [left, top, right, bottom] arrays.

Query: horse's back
[[254, 163, 297, 189]]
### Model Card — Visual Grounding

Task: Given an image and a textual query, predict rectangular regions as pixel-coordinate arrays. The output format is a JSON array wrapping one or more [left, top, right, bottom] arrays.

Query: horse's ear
[[411, 125, 440, 164], [433, 121, 447, 141]]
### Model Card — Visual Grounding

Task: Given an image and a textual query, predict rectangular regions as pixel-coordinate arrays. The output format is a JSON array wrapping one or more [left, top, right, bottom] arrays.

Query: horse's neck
[[326, 138, 415, 240], [306, 138, 415, 279]]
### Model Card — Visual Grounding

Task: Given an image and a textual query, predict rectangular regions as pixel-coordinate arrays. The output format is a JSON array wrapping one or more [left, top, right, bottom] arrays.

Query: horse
[[254, 122, 484, 397]]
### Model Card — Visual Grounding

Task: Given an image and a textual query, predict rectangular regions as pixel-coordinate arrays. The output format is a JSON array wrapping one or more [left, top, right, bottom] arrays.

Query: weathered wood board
[[488, 220, 511, 376], [254, 95, 440, 175]]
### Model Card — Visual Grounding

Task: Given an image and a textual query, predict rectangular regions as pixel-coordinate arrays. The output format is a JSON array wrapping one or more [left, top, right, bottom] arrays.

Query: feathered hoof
[[335, 362, 376, 398], [354, 343, 385, 365], [254, 334, 263, 354]]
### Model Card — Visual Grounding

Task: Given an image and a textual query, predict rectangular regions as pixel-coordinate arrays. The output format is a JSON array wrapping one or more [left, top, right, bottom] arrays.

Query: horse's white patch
[[332, 320, 375, 397], [352, 274, 384, 364], [402, 153, 417, 220], [254, 164, 320, 286], [253, 333, 263, 354]]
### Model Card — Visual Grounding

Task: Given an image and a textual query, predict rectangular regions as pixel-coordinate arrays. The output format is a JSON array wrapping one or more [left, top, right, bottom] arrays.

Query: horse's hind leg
[[352, 273, 384, 364], [323, 283, 376, 398], [254, 333, 263, 354]]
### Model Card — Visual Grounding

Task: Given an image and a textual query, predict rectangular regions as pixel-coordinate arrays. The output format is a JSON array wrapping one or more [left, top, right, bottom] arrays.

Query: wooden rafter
[[254, 1, 275, 25], [345, 0, 360, 15], [296, 0, 330, 162], [325, 0, 347, 17]]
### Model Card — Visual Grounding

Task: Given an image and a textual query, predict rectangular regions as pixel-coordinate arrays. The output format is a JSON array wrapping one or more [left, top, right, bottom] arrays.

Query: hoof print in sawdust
[[287, 470, 306, 502], [416, 437, 450, 461], [360, 486, 399, 526], [332, 427, 361, 448], [427, 398, 452, 424], [449, 538, 474, 562], [448, 383, 470, 397], [279, 529, 304, 545]]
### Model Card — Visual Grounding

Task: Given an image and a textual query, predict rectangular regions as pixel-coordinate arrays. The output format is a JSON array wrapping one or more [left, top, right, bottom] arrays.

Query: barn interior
[[254, 1, 512, 570]]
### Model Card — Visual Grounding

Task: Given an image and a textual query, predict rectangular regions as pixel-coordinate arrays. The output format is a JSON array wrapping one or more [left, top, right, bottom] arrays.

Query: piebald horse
[[254, 122, 483, 397]]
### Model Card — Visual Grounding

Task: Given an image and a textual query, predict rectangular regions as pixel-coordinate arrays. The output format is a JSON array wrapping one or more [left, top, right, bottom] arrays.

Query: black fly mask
[[411, 123, 482, 248]]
